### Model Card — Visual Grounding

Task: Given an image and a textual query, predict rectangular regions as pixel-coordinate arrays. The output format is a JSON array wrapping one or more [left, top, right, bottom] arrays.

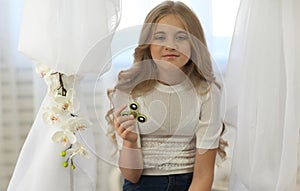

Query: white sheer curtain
[[0, 1, 34, 190], [6, 0, 121, 191], [225, 0, 300, 190]]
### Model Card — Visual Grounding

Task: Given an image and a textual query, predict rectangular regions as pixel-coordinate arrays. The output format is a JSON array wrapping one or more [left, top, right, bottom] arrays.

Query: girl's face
[[150, 14, 191, 69]]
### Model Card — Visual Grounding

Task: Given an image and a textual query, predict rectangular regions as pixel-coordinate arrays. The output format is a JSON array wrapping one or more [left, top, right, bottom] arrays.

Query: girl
[[106, 1, 225, 190]]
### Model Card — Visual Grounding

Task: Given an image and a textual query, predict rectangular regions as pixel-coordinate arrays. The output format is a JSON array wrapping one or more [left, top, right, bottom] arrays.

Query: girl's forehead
[[154, 24, 187, 35], [155, 14, 186, 32]]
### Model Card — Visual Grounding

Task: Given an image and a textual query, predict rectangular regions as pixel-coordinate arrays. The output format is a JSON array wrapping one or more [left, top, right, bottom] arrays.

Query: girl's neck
[[157, 69, 186, 86]]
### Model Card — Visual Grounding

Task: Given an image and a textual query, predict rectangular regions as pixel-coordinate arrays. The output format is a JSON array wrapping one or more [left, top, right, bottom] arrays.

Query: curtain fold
[[225, 0, 300, 190], [7, 0, 121, 190], [18, 0, 120, 75], [0, 0, 34, 190]]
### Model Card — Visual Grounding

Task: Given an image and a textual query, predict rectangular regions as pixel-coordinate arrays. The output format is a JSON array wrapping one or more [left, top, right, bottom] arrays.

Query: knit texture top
[[117, 79, 222, 175]]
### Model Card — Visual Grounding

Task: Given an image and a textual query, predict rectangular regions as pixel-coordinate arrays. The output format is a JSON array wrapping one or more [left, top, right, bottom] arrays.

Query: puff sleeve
[[196, 83, 223, 149]]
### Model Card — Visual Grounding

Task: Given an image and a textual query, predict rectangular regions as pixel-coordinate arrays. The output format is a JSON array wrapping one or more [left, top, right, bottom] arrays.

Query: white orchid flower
[[43, 111, 60, 126], [61, 74, 77, 90], [63, 117, 91, 132], [66, 142, 90, 159], [52, 130, 77, 146], [35, 62, 53, 78], [54, 88, 80, 113], [44, 73, 60, 97], [36, 66, 91, 168], [42, 106, 69, 126]]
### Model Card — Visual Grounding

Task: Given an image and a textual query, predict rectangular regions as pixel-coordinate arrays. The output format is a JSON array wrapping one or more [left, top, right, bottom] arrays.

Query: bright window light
[[118, 0, 192, 30], [212, 0, 240, 37]]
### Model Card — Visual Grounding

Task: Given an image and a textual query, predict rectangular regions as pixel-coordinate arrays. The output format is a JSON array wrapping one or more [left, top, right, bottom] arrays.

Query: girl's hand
[[114, 105, 138, 144]]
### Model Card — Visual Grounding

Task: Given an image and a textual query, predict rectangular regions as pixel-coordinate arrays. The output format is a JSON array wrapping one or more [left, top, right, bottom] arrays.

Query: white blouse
[[117, 79, 222, 175]]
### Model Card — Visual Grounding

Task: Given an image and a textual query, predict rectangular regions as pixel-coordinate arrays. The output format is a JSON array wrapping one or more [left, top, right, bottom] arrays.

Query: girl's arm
[[114, 105, 144, 183], [189, 148, 217, 191], [189, 83, 221, 190]]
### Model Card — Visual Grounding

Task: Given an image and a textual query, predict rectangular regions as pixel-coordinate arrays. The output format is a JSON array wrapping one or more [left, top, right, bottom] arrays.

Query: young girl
[[106, 1, 225, 190]]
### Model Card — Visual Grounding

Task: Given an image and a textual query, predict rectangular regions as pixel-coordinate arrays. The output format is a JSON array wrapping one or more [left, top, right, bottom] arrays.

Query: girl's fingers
[[120, 125, 137, 140], [124, 125, 137, 134], [117, 126, 126, 136], [117, 124, 136, 137], [116, 115, 134, 125], [113, 104, 127, 130], [120, 120, 136, 129], [114, 115, 134, 131], [113, 104, 133, 126], [113, 104, 137, 142], [113, 104, 127, 118], [116, 118, 136, 133]]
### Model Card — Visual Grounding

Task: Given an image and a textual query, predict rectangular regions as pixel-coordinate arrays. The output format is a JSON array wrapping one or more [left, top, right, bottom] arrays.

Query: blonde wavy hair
[[106, 1, 227, 159]]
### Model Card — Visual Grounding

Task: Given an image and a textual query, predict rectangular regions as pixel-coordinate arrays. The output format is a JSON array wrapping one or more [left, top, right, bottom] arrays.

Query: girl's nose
[[164, 40, 177, 50]]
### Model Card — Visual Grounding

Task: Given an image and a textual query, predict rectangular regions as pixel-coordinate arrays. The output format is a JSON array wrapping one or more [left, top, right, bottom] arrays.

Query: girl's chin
[[155, 60, 182, 68]]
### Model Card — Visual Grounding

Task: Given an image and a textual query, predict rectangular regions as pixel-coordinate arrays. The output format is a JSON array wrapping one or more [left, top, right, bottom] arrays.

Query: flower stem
[[58, 73, 67, 96]]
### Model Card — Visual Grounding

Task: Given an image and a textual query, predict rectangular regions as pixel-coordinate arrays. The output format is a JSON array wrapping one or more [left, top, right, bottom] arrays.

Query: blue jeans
[[123, 173, 193, 191]]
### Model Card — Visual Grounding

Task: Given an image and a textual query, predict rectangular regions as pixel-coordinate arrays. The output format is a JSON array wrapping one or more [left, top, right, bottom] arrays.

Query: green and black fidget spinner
[[121, 102, 147, 123]]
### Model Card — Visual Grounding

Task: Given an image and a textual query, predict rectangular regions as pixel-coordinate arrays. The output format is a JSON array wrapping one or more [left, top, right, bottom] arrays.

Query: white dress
[[7, 0, 120, 190], [225, 0, 300, 190]]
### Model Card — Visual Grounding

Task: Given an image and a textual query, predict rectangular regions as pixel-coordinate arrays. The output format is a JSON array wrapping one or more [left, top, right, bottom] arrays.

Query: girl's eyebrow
[[154, 30, 188, 35], [176, 31, 188, 35], [154, 31, 166, 35]]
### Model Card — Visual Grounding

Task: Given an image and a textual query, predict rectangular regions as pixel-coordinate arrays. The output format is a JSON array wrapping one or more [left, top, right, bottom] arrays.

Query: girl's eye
[[153, 35, 166, 41], [175, 35, 188, 41]]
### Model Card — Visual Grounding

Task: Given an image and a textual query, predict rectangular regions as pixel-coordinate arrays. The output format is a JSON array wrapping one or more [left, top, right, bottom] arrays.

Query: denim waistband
[[123, 172, 193, 191]]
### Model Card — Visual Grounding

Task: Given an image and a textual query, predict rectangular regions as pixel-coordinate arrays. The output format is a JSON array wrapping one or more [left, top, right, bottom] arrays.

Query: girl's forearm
[[189, 176, 213, 191], [119, 140, 144, 183], [189, 149, 216, 191]]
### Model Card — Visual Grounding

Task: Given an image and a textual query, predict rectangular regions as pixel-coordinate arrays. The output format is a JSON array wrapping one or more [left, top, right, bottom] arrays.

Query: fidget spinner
[[121, 102, 147, 123]]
